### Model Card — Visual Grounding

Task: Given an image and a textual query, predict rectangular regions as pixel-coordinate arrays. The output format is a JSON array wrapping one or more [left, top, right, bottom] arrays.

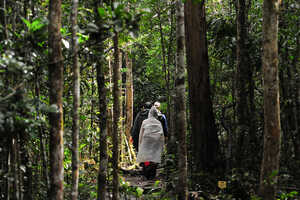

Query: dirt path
[[119, 166, 168, 198], [122, 167, 164, 186]]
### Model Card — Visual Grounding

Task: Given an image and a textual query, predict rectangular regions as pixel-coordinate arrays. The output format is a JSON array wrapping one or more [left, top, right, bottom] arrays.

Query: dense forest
[[0, 0, 299, 199]]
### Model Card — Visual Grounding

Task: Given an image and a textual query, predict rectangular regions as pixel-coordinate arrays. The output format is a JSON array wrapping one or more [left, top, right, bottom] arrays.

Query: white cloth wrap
[[136, 117, 164, 163]]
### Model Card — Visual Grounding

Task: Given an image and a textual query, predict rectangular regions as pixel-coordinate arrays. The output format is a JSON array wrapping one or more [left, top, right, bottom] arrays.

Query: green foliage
[[21, 17, 47, 32], [278, 191, 298, 200]]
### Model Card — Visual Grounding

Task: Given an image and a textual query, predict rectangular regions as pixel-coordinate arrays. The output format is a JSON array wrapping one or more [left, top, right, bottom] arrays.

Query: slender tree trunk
[[0, 139, 8, 199], [20, 138, 32, 200], [235, 0, 252, 167], [71, 0, 80, 199], [125, 51, 136, 163], [157, 3, 167, 87], [166, 3, 176, 155], [112, 32, 121, 200], [259, 0, 281, 199], [35, 76, 50, 194], [184, 0, 219, 174], [291, 23, 300, 161], [12, 137, 19, 200], [48, 0, 64, 199], [176, 1, 187, 199], [23, 0, 28, 20], [0, 0, 7, 39], [93, 1, 109, 199], [96, 53, 108, 200], [31, 0, 36, 18], [7, 146, 11, 200], [125, 52, 133, 140], [107, 58, 113, 138], [91, 0, 110, 196]]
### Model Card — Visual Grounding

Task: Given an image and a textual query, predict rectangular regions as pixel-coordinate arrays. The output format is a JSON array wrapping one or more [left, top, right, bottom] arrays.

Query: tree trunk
[[176, 1, 187, 199], [125, 51, 136, 163], [259, 0, 281, 199], [7, 145, 11, 200], [107, 58, 113, 138], [235, 0, 253, 167], [96, 54, 108, 200], [112, 32, 121, 200], [71, 0, 80, 199], [90, 68, 95, 156], [125, 52, 133, 141], [48, 0, 64, 199], [30, 0, 35, 18], [0, 139, 8, 199], [184, 0, 219, 174], [12, 138, 19, 200], [23, 0, 28, 20], [166, 3, 176, 155], [20, 138, 32, 200], [157, 2, 167, 88], [93, 1, 109, 199], [35, 76, 50, 194], [292, 23, 300, 162], [0, 0, 7, 39]]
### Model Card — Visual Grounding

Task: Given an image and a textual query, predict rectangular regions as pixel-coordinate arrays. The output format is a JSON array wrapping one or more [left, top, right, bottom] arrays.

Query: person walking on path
[[136, 106, 165, 179], [131, 102, 152, 152], [154, 101, 168, 140]]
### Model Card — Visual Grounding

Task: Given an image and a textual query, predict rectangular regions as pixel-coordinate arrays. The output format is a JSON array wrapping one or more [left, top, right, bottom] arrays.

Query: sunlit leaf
[[136, 187, 143, 197]]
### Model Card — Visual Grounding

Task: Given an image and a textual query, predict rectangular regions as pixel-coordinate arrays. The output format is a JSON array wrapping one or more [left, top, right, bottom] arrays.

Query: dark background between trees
[[0, 0, 299, 199]]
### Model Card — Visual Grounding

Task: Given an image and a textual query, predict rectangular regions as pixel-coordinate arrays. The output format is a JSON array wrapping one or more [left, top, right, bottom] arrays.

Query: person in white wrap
[[136, 106, 165, 179]]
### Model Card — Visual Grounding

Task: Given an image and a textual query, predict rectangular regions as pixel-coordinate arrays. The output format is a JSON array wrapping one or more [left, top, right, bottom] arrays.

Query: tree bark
[[259, 0, 281, 199], [19, 134, 32, 200], [292, 23, 300, 162], [235, 0, 253, 167], [184, 0, 219, 174], [48, 0, 64, 199], [157, 2, 168, 88], [93, 2, 109, 200], [125, 51, 136, 163], [125, 52, 133, 141], [166, 3, 176, 155], [11, 138, 19, 200], [176, 1, 187, 199], [96, 56, 108, 200], [71, 0, 80, 199], [0, 0, 7, 39], [112, 32, 121, 200]]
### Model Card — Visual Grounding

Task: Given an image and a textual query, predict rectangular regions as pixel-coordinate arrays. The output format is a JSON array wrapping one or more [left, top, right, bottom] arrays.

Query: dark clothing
[[131, 109, 150, 151], [141, 162, 158, 180], [158, 113, 168, 137]]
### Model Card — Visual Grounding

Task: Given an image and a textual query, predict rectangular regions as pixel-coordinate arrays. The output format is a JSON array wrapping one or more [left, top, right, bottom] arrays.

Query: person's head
[[148, 106, 159, 119], [143, 101, 152, 110], [154, 101, 160, 110]]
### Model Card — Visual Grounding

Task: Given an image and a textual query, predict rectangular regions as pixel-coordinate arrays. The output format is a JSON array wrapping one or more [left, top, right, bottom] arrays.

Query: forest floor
[[121, 165, 165, 187], [119, 165, 170, 199]]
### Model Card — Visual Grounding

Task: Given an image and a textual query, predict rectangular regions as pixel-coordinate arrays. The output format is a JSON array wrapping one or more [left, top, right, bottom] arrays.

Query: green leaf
[[136, 187, 143, 197], [98, 7, 106, 18], [154, 180, 160, 187], [21, 17, 32, 29], [77, 33, 89, 44], [80, 115, 87, 120], [31, 19, 45, 32]]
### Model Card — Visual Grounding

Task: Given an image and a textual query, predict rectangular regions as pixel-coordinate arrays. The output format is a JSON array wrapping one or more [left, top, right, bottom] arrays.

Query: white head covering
[[148, 106, 159, 119]]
